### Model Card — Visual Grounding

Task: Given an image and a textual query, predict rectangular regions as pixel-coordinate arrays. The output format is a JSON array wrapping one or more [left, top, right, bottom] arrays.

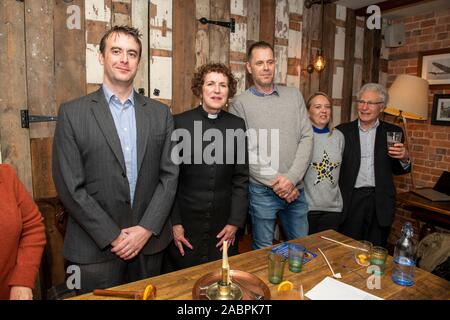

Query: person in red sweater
[[0, 164, 46, 300]]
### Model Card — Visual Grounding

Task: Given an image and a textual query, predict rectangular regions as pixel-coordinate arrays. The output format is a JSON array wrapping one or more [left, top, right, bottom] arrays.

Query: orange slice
[[277, 280, 293, 292], [357, 253, 368, 264], [142, 284, 156, 300]]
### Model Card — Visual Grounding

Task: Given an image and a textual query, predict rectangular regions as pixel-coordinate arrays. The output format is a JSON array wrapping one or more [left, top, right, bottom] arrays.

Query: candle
[[222, 240, 230, 285], [222, 240, 228, 267]]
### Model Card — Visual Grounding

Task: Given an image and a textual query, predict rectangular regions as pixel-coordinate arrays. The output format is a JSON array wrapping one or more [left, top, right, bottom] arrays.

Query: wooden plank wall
[[287, 0, 303, 89], [260, 0, 275, 45], [362, 21, 381, 86], [172, 0, 196, 114], [330, 4, 346, 128], [112, 0, 131, 26], [0, 0, 33, 192], [195, 0, 210, 72], [351, 16, 366, 120], [0, 0, 388, 296], [210, 0, 230, 65], [55, 0, 86, 107], [318, 4, 336, 99], [245, 0, 260, 88], [230, 0, 247, 96], [26, 0, 57, 199], [379, 29, 389, 88], [132, 0, 149, 94], [0, 0, 382, 193], [341, 8, 356, 123], [150, 0, 173, 106], [300, 1, 321, 97], [85, 0, 112, 94], [274, 0, 289, 85]]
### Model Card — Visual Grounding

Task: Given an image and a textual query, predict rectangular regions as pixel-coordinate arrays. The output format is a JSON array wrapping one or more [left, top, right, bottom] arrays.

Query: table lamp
[[384, 74, 429, 189]]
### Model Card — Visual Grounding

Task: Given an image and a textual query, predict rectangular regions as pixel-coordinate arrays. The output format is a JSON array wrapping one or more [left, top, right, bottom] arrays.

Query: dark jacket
[[53, 88, 179, 264], [163, 106, 249, 271], [336, 119, 410, 227]]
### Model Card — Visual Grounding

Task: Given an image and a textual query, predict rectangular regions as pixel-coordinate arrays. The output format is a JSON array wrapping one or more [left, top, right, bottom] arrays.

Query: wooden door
[[0, 0, 150, 298]]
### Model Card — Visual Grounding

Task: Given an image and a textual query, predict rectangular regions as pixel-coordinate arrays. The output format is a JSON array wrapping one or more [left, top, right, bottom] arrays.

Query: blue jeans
[[248, 183, 309, 250]]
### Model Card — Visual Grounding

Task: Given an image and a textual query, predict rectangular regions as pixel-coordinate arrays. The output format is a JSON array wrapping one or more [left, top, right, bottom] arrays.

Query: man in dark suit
[[337, 83, 410, 247], [52, 26, 178, 294]]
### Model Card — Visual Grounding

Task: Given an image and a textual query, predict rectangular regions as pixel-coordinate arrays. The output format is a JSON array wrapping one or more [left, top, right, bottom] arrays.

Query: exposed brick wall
[[387, 9, 450, 191], [385, 9, 450, 247]]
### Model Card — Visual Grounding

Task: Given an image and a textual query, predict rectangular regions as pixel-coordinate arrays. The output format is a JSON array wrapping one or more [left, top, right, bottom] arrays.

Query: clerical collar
[[199, 105, 221, 119], [312, 126, 329, 134]]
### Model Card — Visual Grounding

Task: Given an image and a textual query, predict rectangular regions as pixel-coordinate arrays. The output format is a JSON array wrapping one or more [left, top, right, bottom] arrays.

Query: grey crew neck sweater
[[304, 129, 344, 212], [230, 86, 313, 188]]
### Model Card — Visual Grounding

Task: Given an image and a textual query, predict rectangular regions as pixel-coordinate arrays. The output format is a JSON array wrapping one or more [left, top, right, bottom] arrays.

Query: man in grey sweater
[[230, 41, 313, 249]]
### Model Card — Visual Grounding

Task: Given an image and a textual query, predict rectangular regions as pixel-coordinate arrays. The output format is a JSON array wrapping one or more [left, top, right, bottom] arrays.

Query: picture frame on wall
[[431, 94, 450, 126], [418, 48, 450, 90]]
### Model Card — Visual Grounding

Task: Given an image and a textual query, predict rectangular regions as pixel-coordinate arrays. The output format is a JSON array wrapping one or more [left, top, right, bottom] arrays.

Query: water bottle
[[391, 222, 417, 286]]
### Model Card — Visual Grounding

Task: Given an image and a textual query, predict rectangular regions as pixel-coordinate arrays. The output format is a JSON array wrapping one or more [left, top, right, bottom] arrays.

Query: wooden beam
[[319, 3, 336, 95], [355, 0, 427, 16], [274, 0, 289, 85], [341, 8, 356, 123], [25, 0, 56, 140], [246, 0, 260, 88], [0, 0, 33, 192], [149, 0, 173, 102], [195, 0, 210, 72], [31, 138, 56, 199], [362, 26, 382, 85], [24, 0, 58, 199], [260, 0, 275, 46], [172, 0, 196, 114], [209, 0, 230, 64], [132, 0, 149, 95], [55, 0, 86, 108], [230, 0, 248, 95], [300, 2, 321, 97]]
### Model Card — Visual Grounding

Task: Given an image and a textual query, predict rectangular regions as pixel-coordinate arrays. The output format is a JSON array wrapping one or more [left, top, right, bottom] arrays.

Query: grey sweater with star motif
[[304, 129, 344, 213]]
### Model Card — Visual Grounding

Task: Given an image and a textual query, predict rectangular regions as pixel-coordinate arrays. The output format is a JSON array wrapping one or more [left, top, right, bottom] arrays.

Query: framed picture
[[418, 48, 450, 89], [431, 94, 450, 126]]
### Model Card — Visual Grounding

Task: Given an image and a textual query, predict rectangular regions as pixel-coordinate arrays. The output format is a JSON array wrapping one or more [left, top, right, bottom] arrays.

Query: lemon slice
[[142, 284, 155, 300], [277, 280, 293, 292]]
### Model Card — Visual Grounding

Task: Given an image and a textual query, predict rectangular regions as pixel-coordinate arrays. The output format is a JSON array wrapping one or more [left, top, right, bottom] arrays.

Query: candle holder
[[204, 281, 243, 300]]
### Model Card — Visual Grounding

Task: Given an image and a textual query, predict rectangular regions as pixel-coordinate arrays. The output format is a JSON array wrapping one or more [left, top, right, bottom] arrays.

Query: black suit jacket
[[336, 119, 410, 227], [52, 88, 179, 264]]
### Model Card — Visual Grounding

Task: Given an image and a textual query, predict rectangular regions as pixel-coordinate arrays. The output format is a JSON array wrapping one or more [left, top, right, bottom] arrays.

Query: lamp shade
[[384, 74, 429, 120]]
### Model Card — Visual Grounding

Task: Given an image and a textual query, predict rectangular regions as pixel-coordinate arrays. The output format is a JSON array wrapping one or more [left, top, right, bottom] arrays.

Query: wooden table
[[397, 192, 450, 217], [397, 192, 450, 233], [71, 230, 450, 300]]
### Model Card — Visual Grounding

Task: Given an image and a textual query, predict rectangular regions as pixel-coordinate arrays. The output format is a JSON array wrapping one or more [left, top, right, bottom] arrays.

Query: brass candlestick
[[204, 241, 242, 300]]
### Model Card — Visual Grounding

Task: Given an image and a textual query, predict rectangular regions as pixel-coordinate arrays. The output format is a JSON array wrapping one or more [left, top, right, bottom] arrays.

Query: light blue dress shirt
[[355, 119, 379, 188], [103, 85, 137, 205], [249, 85, 279, 97], [354, 119, 410, 188]]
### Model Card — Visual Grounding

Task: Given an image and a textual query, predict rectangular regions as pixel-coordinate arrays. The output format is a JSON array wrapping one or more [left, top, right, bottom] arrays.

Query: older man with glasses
[[336, 83, 411, 247]]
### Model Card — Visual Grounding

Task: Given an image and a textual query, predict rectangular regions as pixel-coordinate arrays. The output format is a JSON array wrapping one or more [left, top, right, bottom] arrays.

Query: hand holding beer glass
[[387, 131, 408, 160]]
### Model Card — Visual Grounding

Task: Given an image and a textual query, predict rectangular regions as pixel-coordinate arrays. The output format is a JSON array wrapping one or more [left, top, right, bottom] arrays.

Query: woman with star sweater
[[304, 92, 345, 234]]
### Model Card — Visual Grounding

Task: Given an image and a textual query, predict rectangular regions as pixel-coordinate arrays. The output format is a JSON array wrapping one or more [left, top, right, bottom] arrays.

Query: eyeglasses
[[356, 100, 384, 107]]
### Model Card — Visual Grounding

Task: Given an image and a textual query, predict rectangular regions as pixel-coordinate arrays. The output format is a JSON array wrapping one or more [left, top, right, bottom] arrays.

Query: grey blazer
[[52, 88, 179, 264]]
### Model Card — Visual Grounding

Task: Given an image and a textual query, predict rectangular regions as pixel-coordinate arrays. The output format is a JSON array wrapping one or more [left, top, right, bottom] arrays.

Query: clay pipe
[[93, 289, 142, 299], [93, 284, 156, 300]]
